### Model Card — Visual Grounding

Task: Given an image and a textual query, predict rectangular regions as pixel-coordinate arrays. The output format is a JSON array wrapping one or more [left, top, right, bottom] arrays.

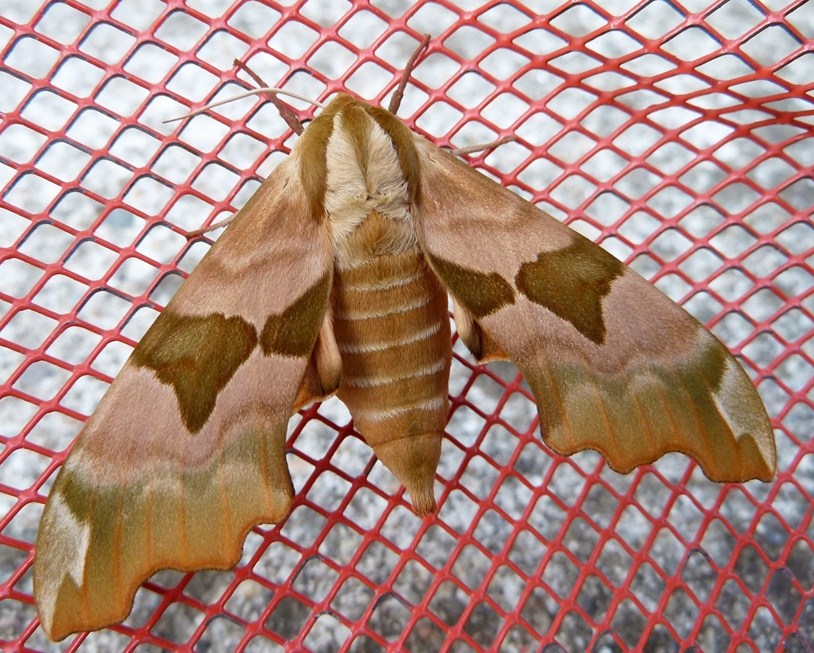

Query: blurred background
[[0, 0, 812, 651]]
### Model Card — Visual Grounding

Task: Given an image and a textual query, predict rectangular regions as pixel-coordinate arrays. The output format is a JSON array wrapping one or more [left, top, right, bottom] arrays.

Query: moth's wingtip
[[40, 617, 80, 643], [707, 428, 777, 483], [740, 454, 776, 484], [33, 603, 59, 643], [34, 599, 63, 643]]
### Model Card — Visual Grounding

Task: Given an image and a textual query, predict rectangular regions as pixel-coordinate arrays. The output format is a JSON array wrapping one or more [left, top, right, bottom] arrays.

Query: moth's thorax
[[297, 95, 422, 270]]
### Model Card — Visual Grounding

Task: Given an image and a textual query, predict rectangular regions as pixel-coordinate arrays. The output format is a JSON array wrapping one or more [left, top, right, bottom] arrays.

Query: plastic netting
[[1, 0, 812, 651]]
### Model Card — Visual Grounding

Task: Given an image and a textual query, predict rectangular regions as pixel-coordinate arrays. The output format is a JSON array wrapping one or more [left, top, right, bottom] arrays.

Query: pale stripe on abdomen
[[334, 250, 451, 446]]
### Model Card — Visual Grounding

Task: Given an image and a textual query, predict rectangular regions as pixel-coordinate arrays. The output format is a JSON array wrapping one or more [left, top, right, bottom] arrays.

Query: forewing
[[414, 137, 775, 482], [34, 156, 334, 640]]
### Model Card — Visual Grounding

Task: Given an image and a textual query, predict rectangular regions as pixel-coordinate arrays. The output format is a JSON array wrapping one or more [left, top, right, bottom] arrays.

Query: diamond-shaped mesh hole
[[611, 598, 648, 648], [444, 26, 494, 61], [338, 10, 387, 49], [308, 40, 357, 80], [124, 43, 178, 84], [463, 600, 503, 648], [485, 564, 524, 613], [265, 596, 311, 640], [508, 529, 546, 577], [304, 613, 351, 651], [405, 616, 446, 651], [156, 11, 209, 50], [555, 609, 593, 650], [331, 576, 374, 621], [429, 580, 469, 627], [48, 311, 94, 357], [747, 605, 784, 651], [542, 551, 580, 600]]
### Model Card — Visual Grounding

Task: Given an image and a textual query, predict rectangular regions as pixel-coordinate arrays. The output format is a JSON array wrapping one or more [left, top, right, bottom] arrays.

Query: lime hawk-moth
[[34, 40, 775, 640]]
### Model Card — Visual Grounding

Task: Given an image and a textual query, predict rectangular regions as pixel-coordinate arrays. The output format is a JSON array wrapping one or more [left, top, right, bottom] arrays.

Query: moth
[[34, 39, 775, 641]]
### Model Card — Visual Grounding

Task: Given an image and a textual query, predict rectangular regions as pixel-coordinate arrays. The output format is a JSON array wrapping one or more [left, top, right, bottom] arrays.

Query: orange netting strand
[[0, 0, 812, 651]]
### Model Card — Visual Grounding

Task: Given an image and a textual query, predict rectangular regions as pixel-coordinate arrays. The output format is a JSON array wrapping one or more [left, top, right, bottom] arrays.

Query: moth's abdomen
[[334, 249, 451, 514]]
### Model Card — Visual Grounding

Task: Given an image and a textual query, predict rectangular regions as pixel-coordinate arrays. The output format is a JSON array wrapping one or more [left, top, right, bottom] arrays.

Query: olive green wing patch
[[133, 312, 258, 433], [261, 273, 331, 357], [522, 325, 775, 482], [515, 236, 623, 345], [426, 253, 514, 318]]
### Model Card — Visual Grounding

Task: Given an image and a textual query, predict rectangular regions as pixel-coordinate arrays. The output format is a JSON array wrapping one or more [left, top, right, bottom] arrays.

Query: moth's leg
[[233, 59, 304, 135], [314, 312, 342, 395], [452, 300, 482, 358], [388, 34, 431, 115], [293, 313, 342, 410], [451, 135, 516, 157], [184, 213, 238, 238], [452, 299, 507, 362]]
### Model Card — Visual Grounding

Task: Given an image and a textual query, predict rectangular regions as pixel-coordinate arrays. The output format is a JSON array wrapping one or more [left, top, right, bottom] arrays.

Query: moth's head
[[321, 92, 374, 114]]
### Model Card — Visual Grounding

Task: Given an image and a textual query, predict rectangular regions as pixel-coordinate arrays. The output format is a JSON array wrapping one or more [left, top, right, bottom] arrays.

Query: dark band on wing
[[427, 253, 515, 318], [516, 236, 624, 345], [133, 273, 330, 433], [133, 312, 258, 433], [260, 272, 331, 357], [367, 104, 422, 206], [297, 95, 351, 219]]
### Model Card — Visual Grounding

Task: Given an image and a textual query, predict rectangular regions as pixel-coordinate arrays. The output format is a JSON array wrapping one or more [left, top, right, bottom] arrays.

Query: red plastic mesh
[[1, 1, 812, 651]]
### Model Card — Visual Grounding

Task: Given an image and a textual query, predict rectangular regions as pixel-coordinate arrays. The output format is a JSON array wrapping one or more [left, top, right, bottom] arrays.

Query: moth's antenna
[[388, 34, 431, 115], [233, 59, 304, 135], [164, 88, 324, 124]]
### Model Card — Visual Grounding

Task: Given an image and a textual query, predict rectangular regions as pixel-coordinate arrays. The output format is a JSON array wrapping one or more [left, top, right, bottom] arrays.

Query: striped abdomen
[[333, 248, 451, 514]]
